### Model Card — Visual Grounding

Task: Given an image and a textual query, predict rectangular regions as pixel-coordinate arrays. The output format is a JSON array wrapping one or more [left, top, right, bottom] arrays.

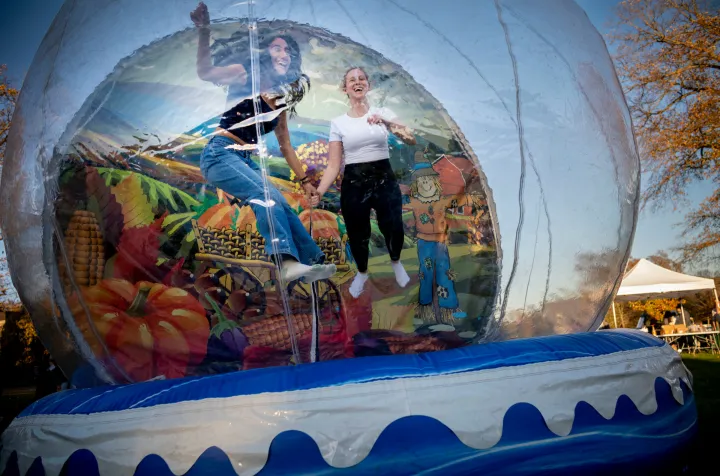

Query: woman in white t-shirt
[[312, 67, 416, 297]]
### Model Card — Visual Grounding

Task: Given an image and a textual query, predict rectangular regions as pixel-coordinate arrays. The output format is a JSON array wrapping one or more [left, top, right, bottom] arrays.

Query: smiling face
[[417, 176, 439, 197], [268, 37, 291, 76], [343, 68, 370, 101]]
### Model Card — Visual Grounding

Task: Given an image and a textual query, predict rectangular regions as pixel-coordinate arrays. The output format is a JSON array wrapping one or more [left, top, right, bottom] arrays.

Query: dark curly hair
[[258, 34, 309, 116], [212, 30, 309, 117]]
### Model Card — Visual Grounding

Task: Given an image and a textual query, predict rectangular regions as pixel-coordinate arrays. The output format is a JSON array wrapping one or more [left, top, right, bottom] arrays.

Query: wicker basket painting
[[192, 214, 348, 352], [240, 312, 343, 351], [191, 217, 350, 270]]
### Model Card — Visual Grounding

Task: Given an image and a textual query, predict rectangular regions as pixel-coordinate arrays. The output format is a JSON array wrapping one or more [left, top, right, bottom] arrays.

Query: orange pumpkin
[[69, 279, 209, 382], [298, 209, 340, 239]]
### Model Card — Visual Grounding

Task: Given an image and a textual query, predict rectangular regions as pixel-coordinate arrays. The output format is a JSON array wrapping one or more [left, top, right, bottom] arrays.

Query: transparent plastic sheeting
[[0, 0, 639, 384]]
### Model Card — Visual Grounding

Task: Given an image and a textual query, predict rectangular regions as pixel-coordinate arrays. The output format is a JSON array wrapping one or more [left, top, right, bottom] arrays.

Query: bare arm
[[367, 114, 416, 145], [316, 141, 344, 196], [192, 2, 247, 85], [386, 119, 417, 145], [275, 112, 315, 195]]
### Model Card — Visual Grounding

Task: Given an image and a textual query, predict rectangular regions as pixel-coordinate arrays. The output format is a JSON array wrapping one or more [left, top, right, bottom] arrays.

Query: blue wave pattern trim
[[2, 378, 696, 476], [20, 331, 662, 417]]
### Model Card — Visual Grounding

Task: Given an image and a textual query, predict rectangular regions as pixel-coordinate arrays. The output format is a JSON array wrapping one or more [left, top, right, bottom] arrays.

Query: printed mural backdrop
[[53, 21, 499, 382]]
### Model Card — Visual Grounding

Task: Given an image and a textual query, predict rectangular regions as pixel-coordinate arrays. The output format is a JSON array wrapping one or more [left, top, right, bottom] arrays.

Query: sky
[[575, 0, 714, 273], [0, 0, 707, 264], [0, 0, 703, 312]]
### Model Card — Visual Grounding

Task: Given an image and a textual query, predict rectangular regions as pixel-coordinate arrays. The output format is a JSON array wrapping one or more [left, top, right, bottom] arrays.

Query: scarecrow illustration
[[404, 151, 468, 326]]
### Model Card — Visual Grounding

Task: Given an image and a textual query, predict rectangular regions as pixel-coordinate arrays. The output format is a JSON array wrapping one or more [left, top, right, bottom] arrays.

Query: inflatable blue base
[[1, 331, 697, 475], [3, 380, 696, 476]]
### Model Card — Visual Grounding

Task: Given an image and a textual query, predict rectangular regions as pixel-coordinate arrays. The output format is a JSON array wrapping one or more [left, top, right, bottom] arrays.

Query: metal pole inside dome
[[612, 302, 618, 328], [246, 0, 301, 364], [309, 208, 319, 363]]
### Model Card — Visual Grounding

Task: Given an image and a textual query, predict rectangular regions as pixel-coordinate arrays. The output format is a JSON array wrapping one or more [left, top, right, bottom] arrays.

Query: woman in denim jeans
[[191, 2, 336, 283]]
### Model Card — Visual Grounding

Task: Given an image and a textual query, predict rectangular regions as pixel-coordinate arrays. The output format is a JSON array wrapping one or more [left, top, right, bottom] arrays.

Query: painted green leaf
[[86, 167, 124, 247], [162, 211, 196, 236], [111, 175, 154, 228], [98, 168, 199, 213]]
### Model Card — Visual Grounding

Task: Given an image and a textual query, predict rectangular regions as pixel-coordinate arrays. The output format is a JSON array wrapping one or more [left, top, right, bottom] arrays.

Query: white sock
[[391, 261, 410, 288], [349, 272, 369, 298], [282, 259, 337, 283]]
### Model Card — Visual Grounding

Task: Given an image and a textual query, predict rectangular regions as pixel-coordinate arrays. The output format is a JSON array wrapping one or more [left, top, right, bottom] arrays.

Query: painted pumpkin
[[69, 279, 209, 382], [298, 209, 340, 239]]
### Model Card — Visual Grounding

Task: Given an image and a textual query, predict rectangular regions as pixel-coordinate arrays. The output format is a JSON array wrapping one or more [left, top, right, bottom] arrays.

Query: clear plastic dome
[[0, 0, 639, 384]]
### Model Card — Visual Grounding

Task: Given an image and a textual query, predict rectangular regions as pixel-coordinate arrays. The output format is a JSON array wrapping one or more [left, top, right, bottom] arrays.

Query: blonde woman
[[312, 67, 416, 297]]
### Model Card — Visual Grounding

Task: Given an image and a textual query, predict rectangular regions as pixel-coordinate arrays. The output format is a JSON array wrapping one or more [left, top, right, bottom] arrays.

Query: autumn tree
[[0, 64, 18, 167], [0, 307, 45, 389], [612, 0, 720, 264]]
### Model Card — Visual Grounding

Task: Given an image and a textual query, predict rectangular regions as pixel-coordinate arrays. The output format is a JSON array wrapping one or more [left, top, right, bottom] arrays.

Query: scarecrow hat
[[412, 150, 440, 178]]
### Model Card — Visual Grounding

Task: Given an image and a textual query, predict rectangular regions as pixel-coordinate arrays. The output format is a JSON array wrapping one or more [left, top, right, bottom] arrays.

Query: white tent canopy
[[616, 259, 717, 301], [609, 258, 719, 328]]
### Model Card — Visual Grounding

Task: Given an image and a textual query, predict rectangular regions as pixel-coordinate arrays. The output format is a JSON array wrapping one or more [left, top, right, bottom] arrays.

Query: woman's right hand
[[309, 192, 322, 207], [191, 2, 210, 28]]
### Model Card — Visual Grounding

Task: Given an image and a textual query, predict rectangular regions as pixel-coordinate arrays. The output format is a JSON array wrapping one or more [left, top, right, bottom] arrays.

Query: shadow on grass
[[682, 354, 720, 475], [0, 390, 37, 437]]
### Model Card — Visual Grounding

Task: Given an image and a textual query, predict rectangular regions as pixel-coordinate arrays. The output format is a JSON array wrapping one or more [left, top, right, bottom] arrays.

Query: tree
[[611, 0, 720, 263], [0, 307, 45, 390], [0, 64, 18, 167]]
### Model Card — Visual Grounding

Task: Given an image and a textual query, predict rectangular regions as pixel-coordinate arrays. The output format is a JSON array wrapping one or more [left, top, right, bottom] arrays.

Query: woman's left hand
[[191, 2, 210, 27], [367, 114, 386, 126]]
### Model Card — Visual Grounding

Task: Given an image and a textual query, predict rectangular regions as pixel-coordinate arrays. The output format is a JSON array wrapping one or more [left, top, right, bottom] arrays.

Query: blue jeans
[[200, 136, 324, 265], [417, 239, 459, 309]]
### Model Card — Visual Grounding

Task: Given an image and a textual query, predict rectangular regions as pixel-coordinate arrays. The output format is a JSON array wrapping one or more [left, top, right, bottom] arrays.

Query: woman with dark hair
[[311, 67, 416, 297], [191, 2, 335, 283]]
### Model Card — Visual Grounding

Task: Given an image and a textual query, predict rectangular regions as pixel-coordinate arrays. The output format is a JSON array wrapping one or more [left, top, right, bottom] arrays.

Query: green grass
[[0, 388, 36, 436], [681, 353, 720, 473]]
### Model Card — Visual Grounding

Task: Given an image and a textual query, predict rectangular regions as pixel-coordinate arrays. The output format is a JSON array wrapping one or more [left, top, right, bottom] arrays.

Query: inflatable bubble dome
[[0, 0, 639, 385]]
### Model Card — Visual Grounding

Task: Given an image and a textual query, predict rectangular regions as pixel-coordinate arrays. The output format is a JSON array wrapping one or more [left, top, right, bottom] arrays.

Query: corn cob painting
[[59, 210, 105, 290]]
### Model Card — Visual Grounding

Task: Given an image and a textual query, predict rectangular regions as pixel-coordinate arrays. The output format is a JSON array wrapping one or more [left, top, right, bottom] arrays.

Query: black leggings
[[340, 159, 405, 273]]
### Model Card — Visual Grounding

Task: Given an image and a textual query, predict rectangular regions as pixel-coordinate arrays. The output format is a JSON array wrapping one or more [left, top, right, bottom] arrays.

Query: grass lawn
[[0, 387, 36, 436], [682, 352, 720, 472]]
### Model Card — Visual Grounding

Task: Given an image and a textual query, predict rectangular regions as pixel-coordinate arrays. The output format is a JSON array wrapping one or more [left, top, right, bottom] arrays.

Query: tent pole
[[612, 302, 618, 328], [680, 303, 687, 326], [714, 288, 720, 310]]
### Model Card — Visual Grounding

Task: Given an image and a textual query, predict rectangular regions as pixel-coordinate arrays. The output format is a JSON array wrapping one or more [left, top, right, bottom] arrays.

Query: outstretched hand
[[367, 114, 386, 126], [190, 2, 210, 27]]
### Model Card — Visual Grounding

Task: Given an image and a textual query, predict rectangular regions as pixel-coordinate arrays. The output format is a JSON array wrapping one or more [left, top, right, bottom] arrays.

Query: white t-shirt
[[329, 107, 397, 165]]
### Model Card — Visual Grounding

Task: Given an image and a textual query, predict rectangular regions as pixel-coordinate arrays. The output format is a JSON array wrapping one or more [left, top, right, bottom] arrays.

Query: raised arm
[[191, 2, 247, 85]]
